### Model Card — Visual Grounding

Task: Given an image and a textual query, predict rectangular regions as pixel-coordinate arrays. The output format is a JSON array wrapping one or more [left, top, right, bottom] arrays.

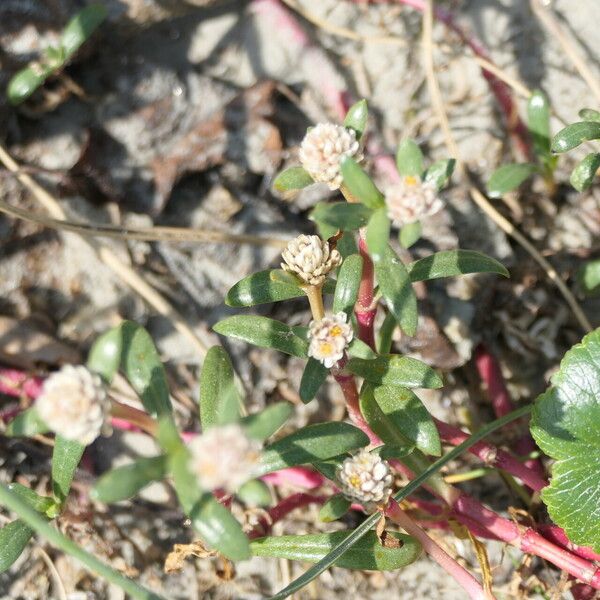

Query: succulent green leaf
[[374, 246, 417, 336], [531, 328, 600, 552], [347, 338, 377, 360], [52, 436, 85, 505], [577, 258, 600, 296], [423, 159, 455, 190], [374, 385, 441, 456], [0, 520, 33, 573], [399, 221, 422, 249], [343, 99, 369, 139], [333, 253, 363, 315], [336, 231, 358, 258], [310, 201, 373, 234], [6, 484, 54, 515], [273, 167, 314, 192], [406, 250, 508, 282], [299, 358, 329, 403], [552, 121, 600, 153], [578, 109, 600, 123], [376, 311, 397, 355], [487, 163, 537, 197], [91, 455, 168, 504], [225, 270, 305, 307], [240, 402, 293, 441], [7, 67, 50, 105], [87, 321, 171, 417], [347, 356, 442, 389], [199, 346, 241, 429], [319, 494, 351, 522], [527, 90, 551, 160], [257, 422, 369, 476], [237, 479, 272, 508], [365, 208, 391, 263], [395, 139, 424, 177], [570, 152, 600, 192], [5, 407, 49, 437], [214, 315, 308, 358], [250, 530, 421, 570], [61, 4, 108, 58], [340, 158, 385, 209]]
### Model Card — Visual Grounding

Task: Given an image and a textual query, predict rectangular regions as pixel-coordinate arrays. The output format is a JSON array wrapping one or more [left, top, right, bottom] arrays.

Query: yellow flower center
[[349, 474, 362, 489], [404, 175, 418, 186], [330, 325, 343, 337], [319, 341, 334, 356]]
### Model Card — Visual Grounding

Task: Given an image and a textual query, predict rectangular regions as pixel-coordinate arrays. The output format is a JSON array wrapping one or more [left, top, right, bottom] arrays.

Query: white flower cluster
[[299, 123, 363, 190], [36, 365, 111, 446], [307, 312, 353, 368], [281, 234, 342, 286], [187, 424, 262, 493], [337, 449, 393, 511], [385, 175, 443, 227]]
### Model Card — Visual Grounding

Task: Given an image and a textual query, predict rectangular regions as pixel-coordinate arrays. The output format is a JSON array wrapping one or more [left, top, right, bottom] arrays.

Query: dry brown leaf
[[164, 541, 217, 574]]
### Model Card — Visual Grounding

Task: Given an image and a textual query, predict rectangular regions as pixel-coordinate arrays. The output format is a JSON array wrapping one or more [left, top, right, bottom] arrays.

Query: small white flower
[[299, 123, 363, 190], [308, 312, 353, 368], [281, 234, 342, 286], [187, 424, 262, 493], [36, 365, 110, 446], [337, 449, 393, 511], [385, 175, 444, 227]]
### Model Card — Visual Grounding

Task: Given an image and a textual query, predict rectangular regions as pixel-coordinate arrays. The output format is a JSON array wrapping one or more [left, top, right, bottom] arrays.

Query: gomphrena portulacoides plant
[[2, 100, 600, 600]]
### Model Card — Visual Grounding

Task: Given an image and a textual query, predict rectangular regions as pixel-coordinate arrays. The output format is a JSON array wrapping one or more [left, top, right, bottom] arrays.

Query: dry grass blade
[[422, 0, 592, 334]]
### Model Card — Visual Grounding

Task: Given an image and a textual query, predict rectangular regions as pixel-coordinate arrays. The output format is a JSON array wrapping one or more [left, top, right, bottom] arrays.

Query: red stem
[[0, 368, 43, 399], [261, 467, 328, 490], [356, 236, 377, 350]]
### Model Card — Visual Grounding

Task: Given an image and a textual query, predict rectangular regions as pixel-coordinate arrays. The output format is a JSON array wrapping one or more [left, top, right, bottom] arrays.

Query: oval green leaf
[[91, 455, 168, 504], [340, 158, 385, 209], [240, 402, 293, 441], [299, 358, 329, 403], [365, 208, 391, 263], [5, 407, 49, 437], [226, 270, 305, 307], [333, 253, 363, 315], [395, 139, 424, 177], [343, 99, 369, 140], [273, 167, 314, 192], [487, 163, 537, 198], [527, 90, 551, 160], [423, 159, 455, 190], [250, 530, 421, 570], [310, 201, 373, 234], [399, 221, 422, 249], [6, 484, 54, 514], [578, 109, 600, 123], [0, 520, 33, 573], [319, 494, 351, 522], [237, 479, 272, 507], [552, 121, 600, 153], [347, 356, 442, 389], [7, 67, 48, 105], [570, 152, 600, 192], [52, 436, 85, 505], [347, 338, 377, 360], [214, 315, 308, 358], [406, 249, 508, 282], [577, 258, 600, 296], [61, 4, 108, 58]]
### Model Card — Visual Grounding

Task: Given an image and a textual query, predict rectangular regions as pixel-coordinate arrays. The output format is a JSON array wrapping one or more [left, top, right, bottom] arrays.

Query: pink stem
[[434, 418, 548, 492], [474, 345, 546, 479], [537, 524, 600, 563], [261, 467, 328, 490], [0, 368, 44, 399], [356, 236, 377, 350], [387, 499, 492, 600]]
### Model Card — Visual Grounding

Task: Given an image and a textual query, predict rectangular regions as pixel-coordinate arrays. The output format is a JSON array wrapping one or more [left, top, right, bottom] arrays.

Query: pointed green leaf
[[406, 250, 508, 282], [333, 253, 363, 315], [310, 201, 373, 234], [5, 407, 49, 437], [577, 258, 600, 296], [257, 422, 369, 476], [226, 270, 305, 307], [570, 152, 600, 192], [299, 358, 329, 403], [374, 246, 417, 336], [319, 494, 351, 522], [340, 158, 385, 209], [237, 479, 272, 507], [91, 455, 168, 504], [527, 90, 551, 160], [552, 121, 600, 152], [487, 163, 537, 197], [87, 321, 171, 417], [52, 436, 85, 505], [531, 328, 600, 552], [273, 167, 314, 192], [199, 346, 241, 429], [240, 402, 293, 440], [343, 99, 369, 139], [0, 520, 33, 573], [377, 311, 397, 355], [365, 208, 391, 263], [399, 221, 422, 249], [214, 315, 308, 357], [347, 356, 442, 389], [6, 484, 54, 515], [395, 139, 424, 177], [423, 159, 455, 190], [61, 4, 107, 58], [7, 67, 49, 105], [374, 385, 441, 456], [579, 109, 600, 123], [250, 530, 421, 570]]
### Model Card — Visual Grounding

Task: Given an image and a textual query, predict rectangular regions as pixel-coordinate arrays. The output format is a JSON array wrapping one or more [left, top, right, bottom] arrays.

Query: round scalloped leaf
[[531, 328, 600, 552]]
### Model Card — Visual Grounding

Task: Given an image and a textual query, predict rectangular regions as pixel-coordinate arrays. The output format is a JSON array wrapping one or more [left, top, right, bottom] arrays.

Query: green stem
[[268, 404, 532, 600], [0, 484, 164, 600]]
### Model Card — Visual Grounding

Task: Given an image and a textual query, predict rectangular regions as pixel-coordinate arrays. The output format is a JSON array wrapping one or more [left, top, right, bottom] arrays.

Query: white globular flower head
[[337, 449, 393, 512], [36, 365, 110, 446], [187, 424, 262, 493], [385, 175, 444, 227], [299, 123, 363, 190], [281, 234, 342, 286], [307, 312, 353, 368]]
